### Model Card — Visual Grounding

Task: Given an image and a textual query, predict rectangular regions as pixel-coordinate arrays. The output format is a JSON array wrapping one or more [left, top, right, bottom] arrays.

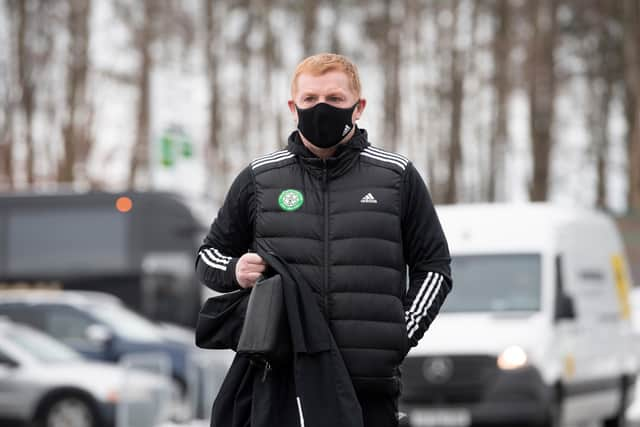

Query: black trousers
[[358, 392, 399, 427]]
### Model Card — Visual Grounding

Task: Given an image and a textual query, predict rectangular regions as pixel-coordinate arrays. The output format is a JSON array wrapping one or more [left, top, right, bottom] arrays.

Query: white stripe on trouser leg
[[408, 276, 443, 338], [405, 272, 436, 333], [296, 397, 306, 427]]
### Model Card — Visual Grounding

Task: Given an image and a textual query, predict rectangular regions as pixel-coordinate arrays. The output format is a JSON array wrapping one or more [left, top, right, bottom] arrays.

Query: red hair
[[291, 53, 362, 98]]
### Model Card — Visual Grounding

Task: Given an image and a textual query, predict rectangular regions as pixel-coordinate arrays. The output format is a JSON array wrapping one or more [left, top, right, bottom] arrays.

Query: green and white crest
[[278, 189, 304, 211]]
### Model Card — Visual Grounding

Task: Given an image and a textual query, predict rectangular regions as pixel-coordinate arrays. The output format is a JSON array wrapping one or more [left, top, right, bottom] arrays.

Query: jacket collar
[[287, 128, 370, 180]]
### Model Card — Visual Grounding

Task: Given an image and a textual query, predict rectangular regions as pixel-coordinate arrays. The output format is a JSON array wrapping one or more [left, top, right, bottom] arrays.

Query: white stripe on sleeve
[[360, 152, 407, 170], [408, 275, 444, 338], [199, 250, 228, 271], [405, 272, 434, 329]]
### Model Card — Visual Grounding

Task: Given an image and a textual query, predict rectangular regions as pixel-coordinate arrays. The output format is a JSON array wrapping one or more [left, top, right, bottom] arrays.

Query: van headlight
[[497, 345, 528, 370]]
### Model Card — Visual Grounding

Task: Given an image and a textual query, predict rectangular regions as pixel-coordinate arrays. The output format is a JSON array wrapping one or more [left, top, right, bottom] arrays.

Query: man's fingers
[[239, 262, 266, 274], [246, 272, 262, 282], [244, 253, 266, 265]]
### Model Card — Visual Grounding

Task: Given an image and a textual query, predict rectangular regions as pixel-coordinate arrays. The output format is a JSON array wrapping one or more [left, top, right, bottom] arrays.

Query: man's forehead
[[295, 71, 352, 95]]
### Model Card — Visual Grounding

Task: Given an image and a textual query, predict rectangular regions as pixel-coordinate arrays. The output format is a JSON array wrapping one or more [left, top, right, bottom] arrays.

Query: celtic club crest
[[278, 189, 304, 211]]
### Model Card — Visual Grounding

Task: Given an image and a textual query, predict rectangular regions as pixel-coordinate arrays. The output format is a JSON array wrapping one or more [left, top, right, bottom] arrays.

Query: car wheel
[[43, 396, 96, 427], [170, 377, 191, 422]]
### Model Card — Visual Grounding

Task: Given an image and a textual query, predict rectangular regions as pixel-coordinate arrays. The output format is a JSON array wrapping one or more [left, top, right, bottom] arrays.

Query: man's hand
[[235, 253, 267, 288]]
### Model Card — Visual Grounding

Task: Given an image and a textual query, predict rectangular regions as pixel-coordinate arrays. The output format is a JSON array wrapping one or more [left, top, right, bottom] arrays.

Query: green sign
[[159, 126, 193, 167]]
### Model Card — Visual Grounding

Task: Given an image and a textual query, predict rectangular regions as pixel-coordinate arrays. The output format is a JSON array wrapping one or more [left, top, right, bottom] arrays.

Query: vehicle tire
[[170, 377, 191, 422], [40, 395, 97, 427], [542, 398, 562, 427], [602, 379, 629, 427]]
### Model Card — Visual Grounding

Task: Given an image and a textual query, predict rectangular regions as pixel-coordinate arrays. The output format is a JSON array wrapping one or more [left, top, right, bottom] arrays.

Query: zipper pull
[[261, 361, 272, 382], [322, 160, 328, 189]]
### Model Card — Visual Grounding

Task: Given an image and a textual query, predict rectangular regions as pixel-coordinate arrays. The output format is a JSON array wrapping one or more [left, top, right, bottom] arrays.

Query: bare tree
[[364, 0, 402, 151], [260, 0, 283, 152], [59, 0, 91, 184], [128, 0, 152, 189], [488, 0, 511, 202], [0, 82, 13, 190], [11, 0, 36, 185], [582, 1, 622, 209], [303, 0, 319, 55], [204, 0, 224, 200], [238, 4, 255, 161], [444, 0, 464, 204], [527, 0, 559, 201], [623, 0, 640, 212], [111, 0, 194, 190]]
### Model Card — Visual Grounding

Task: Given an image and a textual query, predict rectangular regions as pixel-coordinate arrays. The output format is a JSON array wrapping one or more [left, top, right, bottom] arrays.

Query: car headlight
[[497, 345, 528, 370]]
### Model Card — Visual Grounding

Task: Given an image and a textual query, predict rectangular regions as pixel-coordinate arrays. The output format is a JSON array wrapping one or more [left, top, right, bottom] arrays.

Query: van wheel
[[603, 378, 629, 427], [542, 399, 562, 427]]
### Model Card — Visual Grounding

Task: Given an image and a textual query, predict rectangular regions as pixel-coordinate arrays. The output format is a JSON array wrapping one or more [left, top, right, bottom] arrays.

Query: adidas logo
[[342, 124, 352, 136], [360, 192, 378, 204]]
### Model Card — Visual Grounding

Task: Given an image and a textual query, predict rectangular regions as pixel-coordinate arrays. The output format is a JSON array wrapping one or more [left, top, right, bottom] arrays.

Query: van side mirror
[[555, 293, 576, 321]]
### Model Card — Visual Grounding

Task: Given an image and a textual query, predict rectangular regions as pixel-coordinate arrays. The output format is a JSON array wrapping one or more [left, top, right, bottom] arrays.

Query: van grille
[[400, 355, 498, 404]]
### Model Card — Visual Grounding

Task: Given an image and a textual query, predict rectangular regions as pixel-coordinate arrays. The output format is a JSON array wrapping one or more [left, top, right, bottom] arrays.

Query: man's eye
[[303, 96, 315, 102], [328, 96, 343, 103]]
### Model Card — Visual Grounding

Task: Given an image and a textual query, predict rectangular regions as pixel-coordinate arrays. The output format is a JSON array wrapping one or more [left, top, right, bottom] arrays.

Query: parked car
[[401, 203, 637, 427], [0, 318, 172, 427], [0, 290, 232, 420]]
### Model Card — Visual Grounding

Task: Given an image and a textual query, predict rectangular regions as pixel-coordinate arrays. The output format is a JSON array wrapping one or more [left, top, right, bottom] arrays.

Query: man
[[197, 53, 451, 427]]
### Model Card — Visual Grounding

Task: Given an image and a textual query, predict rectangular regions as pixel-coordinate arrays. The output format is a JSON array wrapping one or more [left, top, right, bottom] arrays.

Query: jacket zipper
[[322, 162, 329, 319]]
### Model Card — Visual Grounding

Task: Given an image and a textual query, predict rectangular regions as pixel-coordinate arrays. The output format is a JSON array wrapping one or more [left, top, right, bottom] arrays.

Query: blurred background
[[0, 0, 639, 209], [1, 0, 640, 426]]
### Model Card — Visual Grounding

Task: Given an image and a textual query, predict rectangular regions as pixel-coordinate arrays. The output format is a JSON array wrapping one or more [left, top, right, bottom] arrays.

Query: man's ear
[[288, 100, 298, 122], [354, 98, 367, 121]]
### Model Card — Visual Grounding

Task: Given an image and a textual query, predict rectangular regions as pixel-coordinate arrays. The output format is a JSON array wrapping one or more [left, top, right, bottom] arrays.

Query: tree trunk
[[489, 0, 510, 202], [60, 0, 91, 184], [204, 0, 224, 200], [261, 0, 279, 152], [527, 0, 558, 202], [128, 0, 153, 190], [239, 9, 253, 161], [382, 0, 401, 151], [302, 0, 318, 56], [589, 74, 613, 209], [15, 0, 35, 185], [588, 0, 617, 210], [0, 91, 13, 190], [623, 0, 640, 212], [445, 0, 463, 204], [328, 0, 341, 53]]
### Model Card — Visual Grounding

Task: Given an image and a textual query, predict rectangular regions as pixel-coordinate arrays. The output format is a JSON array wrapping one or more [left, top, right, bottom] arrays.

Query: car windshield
[[90, 304, 162, 342], [7, 327, 82, 363], [442, 254, 542, 313]]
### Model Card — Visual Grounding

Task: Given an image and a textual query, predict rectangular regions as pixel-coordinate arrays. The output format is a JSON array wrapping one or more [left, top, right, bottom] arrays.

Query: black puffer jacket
[[197, 129, 452, 395]]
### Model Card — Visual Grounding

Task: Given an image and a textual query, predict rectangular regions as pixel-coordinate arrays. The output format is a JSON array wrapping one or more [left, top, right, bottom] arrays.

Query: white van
[[401, 203, 637, 427]]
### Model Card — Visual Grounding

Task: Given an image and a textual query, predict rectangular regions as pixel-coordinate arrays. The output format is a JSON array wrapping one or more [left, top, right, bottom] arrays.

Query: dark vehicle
[[0, 191, 204, 326]]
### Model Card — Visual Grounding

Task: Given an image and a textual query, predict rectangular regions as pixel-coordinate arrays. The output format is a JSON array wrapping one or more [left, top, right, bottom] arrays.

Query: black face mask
[[295, 101, 359, 149]]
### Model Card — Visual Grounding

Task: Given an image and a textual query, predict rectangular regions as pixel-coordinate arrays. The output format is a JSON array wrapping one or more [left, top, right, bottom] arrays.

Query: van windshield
[[442, 254, 541, 313]]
